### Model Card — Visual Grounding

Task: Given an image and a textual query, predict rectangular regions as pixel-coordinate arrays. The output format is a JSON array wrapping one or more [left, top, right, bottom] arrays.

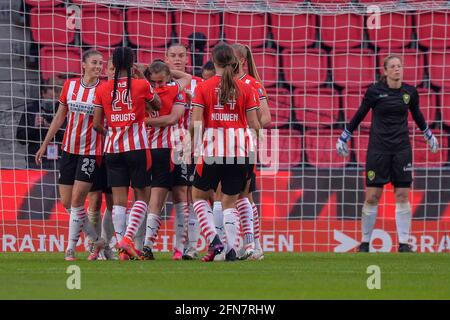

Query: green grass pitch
[[1, 252, 449, 300]]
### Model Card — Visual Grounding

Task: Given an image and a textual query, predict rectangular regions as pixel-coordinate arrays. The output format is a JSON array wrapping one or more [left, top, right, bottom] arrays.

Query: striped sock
[[124, 201, 148, 240], [252, 202, 262, 251], [144, 213, 161, 249], [193, 200, 217, 244], [67, 206, 87, 251], [236, 198, 255, 250]]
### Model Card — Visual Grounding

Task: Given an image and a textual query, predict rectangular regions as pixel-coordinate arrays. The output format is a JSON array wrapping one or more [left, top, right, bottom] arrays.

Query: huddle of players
[[36, 42, 271, 262]]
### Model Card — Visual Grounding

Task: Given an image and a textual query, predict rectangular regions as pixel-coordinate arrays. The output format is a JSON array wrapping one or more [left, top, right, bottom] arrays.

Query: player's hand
[[133, 63, 147, 79], [35, 146, 46, 165], [423, 128, 439, 153], [336, 129, 351, 157]]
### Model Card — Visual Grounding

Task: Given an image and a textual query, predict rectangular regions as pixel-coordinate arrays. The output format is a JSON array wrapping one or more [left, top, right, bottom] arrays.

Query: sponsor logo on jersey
[[68, 102, 95, 115], [367, 170, 376, 181], [403, 93, 410, 104]]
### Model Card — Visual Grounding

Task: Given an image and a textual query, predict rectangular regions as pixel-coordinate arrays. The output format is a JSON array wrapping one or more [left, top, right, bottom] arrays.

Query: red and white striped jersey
[[147, 82, 186, 149], [191, 75, 259, 157], [239, 73, 268, 101], [58, 78, 104, 156], [93, 78, 155, 154], [182, 75, 204, 130]]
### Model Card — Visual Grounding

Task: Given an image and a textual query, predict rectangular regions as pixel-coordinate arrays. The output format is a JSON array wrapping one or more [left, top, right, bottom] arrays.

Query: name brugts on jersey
[[68, 102, 95, 115], [111, 113, 136, 122], [211, 113, 238, 121]]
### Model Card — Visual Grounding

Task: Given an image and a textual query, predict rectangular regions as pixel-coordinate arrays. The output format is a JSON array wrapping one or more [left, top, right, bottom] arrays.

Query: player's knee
[[395, 192, 409, 204], [365, 194, 380, 206]]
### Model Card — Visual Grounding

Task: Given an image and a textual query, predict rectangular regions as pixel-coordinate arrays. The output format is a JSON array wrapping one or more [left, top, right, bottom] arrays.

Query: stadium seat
[[343, 89, 372, 129], [40, 46, 81, 81], [367, 13, 413, 49], [359, 0, 402, 3], [223, 12, 267, 48], [264, 128, 302, 169], [332, 49, 376, 89], [282, 49, 328, 89], [271, 14, 317, 50], [378, 49, 425, 87], [429, 52, 450, 89], [320, 14, 364, 49], [293, 88, 340, 127], [25, 0, 64, 6], [440, 93, 450, 127], [417, 12, 450, 49], [127, 8, 172, 48], [305, 129, 350, 168], [309, 0, 352, 3], [137, 49, 166, 64], [252, 49, 278, 88], [412, 130, 448, 167], [30, 7, 75, 45], [174, 11, 221, 48], [80, 6, 124, 46], [265, 87, 291, 128]]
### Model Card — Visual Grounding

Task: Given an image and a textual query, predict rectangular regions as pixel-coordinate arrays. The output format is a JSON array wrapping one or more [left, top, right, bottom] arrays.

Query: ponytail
[[244, 45, 262, 84], [213, 43, 240, 105]]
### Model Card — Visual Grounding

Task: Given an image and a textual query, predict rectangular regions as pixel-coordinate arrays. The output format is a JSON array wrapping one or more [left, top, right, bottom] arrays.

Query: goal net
[[0, 0, 449, 253]]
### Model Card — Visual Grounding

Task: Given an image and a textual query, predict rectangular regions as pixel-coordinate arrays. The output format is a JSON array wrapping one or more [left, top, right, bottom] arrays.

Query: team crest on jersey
[[367, 170, 375, 181], [403, 93, 410, 104], [177, 93, 183, 100]]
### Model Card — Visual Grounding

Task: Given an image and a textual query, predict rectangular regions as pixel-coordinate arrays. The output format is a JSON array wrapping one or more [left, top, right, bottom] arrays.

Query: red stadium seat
[[320, 14, 364, 49], [252, 49, 278, 88], [40, 46, 81, 81], [310, 0, 352, 3], [293, 88, 340, 127], [127, 8, 172, 48], [223, 12, 267, 48], [417, 12, 450, 49], [429, 51, 450, 88], [137, 49, 166, 64], [174, 11, 221, 48], [412, 130, 448, 167], [352, 132, 370, 166], [271, 14, 317, 50], [264, 129, 302, 169], [440, 93, 450, 126], [282, 49, 328, 89], [265, 88, 291, 128], [80, 6, 124, 46], [305, 129, 350, 168], [25, 0, 64, 6], [332, 49, 376, 88], [343, 89, 372, 129], [408, 88, 437, 128], [378, 49, 425, 87], [30, 7, 75, 45], [367, 13, 413, 49]]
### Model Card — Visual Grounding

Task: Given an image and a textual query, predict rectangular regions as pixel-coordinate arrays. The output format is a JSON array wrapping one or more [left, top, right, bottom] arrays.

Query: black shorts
[[193, 157, 253, 196], [90, 157, 108, 192], [173, 162, 190, 187], [148, 148, 174, 189], [365, 148, 413, 188], [59, 151, 101, 185], [105, 149, 151, 189]]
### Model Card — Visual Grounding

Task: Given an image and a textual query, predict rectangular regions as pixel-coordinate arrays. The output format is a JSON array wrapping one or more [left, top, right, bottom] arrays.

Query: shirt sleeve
[[191, 82, 205, 108], [346, 85, 375, 133], [246, 86, 260, 112], [254, 81, 268, 101], [174, 90, 186, 106], [58, 80, 70, 106], [92, 85, 103, 108], [409, 88, 428, 131]]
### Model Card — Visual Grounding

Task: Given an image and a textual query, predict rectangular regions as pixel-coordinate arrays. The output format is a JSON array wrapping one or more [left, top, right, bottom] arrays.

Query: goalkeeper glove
[[336, 129, 351, 157], [423, 127, 439, 154]]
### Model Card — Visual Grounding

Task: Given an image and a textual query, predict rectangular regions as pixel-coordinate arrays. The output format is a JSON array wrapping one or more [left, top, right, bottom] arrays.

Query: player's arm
[[171, 69, 193, 90], [257, 98, 271, 128], [336, 86, 374, 156], [146, 93, 161, 112], [93, 106, 107, 135], [145, 103, 185, 127], [35, 103, 67, 164], [409, 89, 438, 153]]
